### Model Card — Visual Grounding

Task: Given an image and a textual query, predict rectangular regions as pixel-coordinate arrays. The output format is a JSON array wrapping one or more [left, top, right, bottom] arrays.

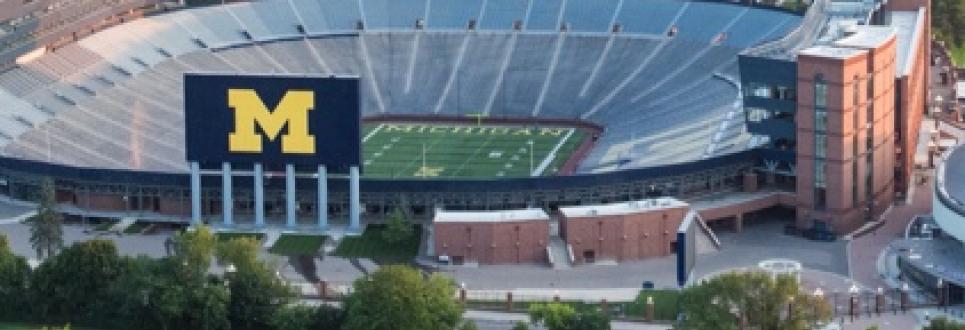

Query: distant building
[[559, 198, 690, 264], [432, 209, 550, 265]]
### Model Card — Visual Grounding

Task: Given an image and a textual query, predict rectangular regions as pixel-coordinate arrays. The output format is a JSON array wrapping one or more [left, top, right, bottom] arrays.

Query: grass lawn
[[122, 221, 150, 234], [362, 123, 587, 178], [624, 289, 682, 321], [333, 224, 421, 264], [268, 234, 327, 256], [216, 232, 266, 242]]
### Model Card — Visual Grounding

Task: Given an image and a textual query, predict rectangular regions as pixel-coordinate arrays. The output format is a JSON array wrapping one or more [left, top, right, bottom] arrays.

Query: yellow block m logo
[[228, 89, 315, 154]]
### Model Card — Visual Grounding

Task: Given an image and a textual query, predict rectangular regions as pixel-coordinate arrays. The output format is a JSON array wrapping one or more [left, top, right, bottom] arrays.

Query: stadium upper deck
[[0, 0, 801, 175]]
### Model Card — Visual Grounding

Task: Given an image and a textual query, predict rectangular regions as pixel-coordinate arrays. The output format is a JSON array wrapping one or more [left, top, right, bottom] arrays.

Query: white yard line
[[532, 128, 575, 176], [362, 123, 384, 142]]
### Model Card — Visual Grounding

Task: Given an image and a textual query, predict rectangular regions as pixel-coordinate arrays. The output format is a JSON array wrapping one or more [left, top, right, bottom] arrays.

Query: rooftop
[[559, 197, 687, 218], [893, 237, 965, 287], [832, 25, 895, 49], [889, 9, 926, 77], [433, 208, 549, 223], [799, 44, 867, 59]]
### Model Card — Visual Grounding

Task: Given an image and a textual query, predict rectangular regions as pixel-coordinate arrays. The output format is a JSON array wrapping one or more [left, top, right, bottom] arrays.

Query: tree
[[343, 265, 464, 330], [172, 225, 217, 274], [677, 271, 832, 330], [924, 317, 965, 330], [215, 236, 261, 271], [226, 261, 293, 330], [529, 303, 577, 330], [28, 178, 63, 260], [270, 304, 345, 330], [382, 208, 414, 244], [528, 303, 610, 330], [28, 240, 124, 326], [0, 235, 30, 319]]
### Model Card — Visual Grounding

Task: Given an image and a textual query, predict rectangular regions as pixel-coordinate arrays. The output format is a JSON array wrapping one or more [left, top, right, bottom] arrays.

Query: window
[[815, 111, 827, 132], [815, 134, 827, 158], [853, 75, 860, 107], [814, 75, 827, 108], [814, 187, 827, 210], [747, 108, 770, 123]]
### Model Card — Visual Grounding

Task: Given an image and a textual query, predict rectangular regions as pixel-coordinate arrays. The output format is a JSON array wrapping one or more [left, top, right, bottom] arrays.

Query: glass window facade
[[814, 75, 827, 210]]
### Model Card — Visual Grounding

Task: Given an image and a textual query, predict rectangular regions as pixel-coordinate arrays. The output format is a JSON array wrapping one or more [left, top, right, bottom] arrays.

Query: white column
[[349, 166, 361, 232], [190, 162, 201, 225], [222, 162, 233, 226], [254, 163, 265, 227], [286, 164, 297, 228], [317, 165, 328, 230]]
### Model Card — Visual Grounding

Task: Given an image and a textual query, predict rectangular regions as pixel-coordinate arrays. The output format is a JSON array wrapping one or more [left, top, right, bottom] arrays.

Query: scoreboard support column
[[349, 166, 361, 233], [222, 162, 233, 227], [318, 165, 328, 230], [190, 162, 201, 225], [286, 164, 297, 228], [254, 163, 265, 227]]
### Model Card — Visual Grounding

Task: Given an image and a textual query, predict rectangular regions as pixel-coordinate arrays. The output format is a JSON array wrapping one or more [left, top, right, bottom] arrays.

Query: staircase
[[547, 218, 572, 269]]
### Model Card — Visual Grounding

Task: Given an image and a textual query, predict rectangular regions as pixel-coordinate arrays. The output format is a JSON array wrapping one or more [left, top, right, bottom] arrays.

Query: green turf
[[361, 123, 587, 178], [333, 224, 421, 264], [268, 234, 327, 255], [216, 232, 266, 242]]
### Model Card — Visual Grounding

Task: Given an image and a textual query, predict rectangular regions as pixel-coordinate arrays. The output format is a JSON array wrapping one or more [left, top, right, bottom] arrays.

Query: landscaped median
[[333, 224, 421, 264], [463, 289, 682, 322], [269, 234, 328, 256]]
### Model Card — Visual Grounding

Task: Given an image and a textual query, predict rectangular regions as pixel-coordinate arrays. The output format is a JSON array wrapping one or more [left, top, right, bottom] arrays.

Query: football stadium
[[0, 0, 931, 236]]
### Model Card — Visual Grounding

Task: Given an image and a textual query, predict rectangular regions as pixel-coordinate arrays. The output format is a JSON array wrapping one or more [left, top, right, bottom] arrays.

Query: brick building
[[432, 209, 549, 265], [559, 198, 689, 264], [740, 0, 930, 234]]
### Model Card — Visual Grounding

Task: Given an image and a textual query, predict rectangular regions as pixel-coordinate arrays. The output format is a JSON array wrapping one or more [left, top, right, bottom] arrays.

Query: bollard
[[875, 288, 884, 316], [645, 296, 655, 322], [459, 288, 467, 303], [506, 292, 513, 312], [319, 280, 328, 300], [900, 290, 909, 313], [849, 296, 857, 322]]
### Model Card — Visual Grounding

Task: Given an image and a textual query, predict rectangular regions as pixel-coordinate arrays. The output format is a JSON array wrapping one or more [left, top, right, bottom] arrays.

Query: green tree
[[173, 225, 217, 274], [382, 208, 414, 244], [677, 271, 831, 330], [570, 308, 611, 330], [529, 303, 577, 330], [0, 235, 31, 319], [270, 304, 345, 330], [28, 178, 63, 260], [29, 240, 124, 326], [343, 265, 464, 330], [215, 236, 261, 271], [924, 317, 965, 330], [226, 261, 293, 330]]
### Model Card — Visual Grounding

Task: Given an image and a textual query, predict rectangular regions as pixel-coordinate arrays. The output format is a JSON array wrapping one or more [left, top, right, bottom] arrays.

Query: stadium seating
[[0, 0, 801, 174]]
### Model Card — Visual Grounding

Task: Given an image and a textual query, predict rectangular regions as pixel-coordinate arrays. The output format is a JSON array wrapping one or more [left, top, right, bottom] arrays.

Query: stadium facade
[[0, 0, 931, 235]]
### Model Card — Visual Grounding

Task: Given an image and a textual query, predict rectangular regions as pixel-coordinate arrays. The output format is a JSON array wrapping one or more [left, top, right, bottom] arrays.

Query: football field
[[361, 123, 587, 178]]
